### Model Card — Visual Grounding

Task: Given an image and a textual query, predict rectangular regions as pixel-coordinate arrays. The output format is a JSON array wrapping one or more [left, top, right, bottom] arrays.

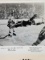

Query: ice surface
[[0, 20, 45, 46]]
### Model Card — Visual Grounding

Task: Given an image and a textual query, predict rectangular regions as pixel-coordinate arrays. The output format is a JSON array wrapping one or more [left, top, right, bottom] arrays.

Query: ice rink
[[0, 20, 45, 46]]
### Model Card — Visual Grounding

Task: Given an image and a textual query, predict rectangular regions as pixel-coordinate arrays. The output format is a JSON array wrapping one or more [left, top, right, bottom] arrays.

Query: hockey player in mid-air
[[7, 12, 16, 37]]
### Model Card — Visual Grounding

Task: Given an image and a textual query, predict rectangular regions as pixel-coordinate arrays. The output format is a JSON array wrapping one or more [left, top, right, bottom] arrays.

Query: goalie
[[32, 26, 45, 46], [7, 12, 16, 37]]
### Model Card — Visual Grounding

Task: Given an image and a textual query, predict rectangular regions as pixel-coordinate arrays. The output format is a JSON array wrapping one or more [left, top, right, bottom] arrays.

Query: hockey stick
[[0, 34, 8, 39]]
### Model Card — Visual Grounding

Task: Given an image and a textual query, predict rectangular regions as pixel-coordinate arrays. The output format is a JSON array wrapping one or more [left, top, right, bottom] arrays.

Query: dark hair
[[34, 14, 37, 17]]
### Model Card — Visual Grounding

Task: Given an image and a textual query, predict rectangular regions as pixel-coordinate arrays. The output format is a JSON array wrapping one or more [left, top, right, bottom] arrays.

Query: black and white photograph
[[0, 2, 45, 46]]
